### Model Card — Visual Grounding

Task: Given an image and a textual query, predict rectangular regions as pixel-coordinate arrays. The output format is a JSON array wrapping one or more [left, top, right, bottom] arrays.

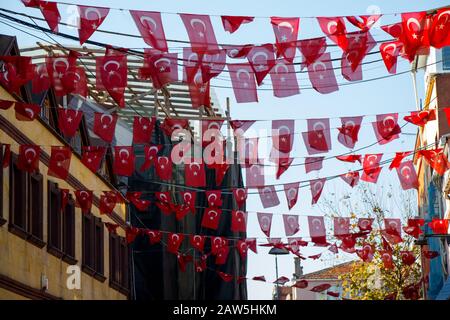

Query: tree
[[318, 183, 423, 300]]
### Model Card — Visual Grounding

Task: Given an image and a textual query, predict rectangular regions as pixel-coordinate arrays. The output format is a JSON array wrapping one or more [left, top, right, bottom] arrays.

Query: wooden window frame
[[0, 144, 6, 226], [109, 233, 130, 295], [27, 171, 44, 246], [82, 214, 106, 282], [62, 195, 77, 265]]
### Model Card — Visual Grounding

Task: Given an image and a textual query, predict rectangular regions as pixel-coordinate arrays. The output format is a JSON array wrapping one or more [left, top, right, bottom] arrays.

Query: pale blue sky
[[1, 0, 448, 299]]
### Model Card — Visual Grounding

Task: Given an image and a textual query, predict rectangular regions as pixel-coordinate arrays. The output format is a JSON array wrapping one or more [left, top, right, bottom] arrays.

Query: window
[[0, 144, 5, 226], [9, 153, 44, 247], [47, 181, 77, 264], [443, 46, 450, 70], [109, 233, 129, 294], [82, 213, 105, 281]]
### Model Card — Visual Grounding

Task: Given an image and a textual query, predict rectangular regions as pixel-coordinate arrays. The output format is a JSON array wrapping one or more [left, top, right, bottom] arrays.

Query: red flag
[[179, 14, 218, 53], [373, 113, 401, 144], [303, 118, 331, 155], [96, 48, 127, 107], [160, 118, 189, 137], [283, 214, 299, 236], [271, 17, 300, 62], [428, 218, 449, 234], [230, 120, 255, 134], [48, 146, 71, 180], [45, 51, 81, 96], [389, 151, 412, 170], [308, 215, 327, 245], [246, 238, 257, 253], [270, 59, 299, 98], [358, 218, 373, 232], [140, 144, 162, 172], [288, 237, 307, 253], [185, 160, 206, 187], [258, 186, 280, 209], [404, 109, 436, 127], [361, 153, 383, 184], [336, 154, 362, 163], [132, 116, 155, 144], [334, 217, 351, 237], [190, 235, 206, 252], [337, 116, 363, 149], [381, 22, 403, 39], [305, 157, 324, 174], [139, 49, 178, 89], [245, 163, 264, 188], [155, 191, 172, 215], [212, 162, 229, 186], [274, 276, 290, 285], [0, 100, 14, 110], [238, 137, 259, 165], [276, 156, 294, 180], [383, 218, 403, 244], [396, 160, 419, 190], [126, 191, 151, 211], [217, 271, 233, 282], [22, 0, 61, 32], [293, 279, 308, 289], [311, 283, 331, 292], [0, 56, 33, 94], [423, 250, 440, 259], [195, 254, 208, 272], [257, 212, 273, 237], [221, 16, 254, 33], [357, 243, 375, 262], [99, 191, 119, 215], [126, 227, 140, 244], [155, 156, 172, 180], [231, 210, 247, 233], [183, 47, 202, 83], [297, 37, 327, 68], [81, 146, 105, 173], [17, 145, 40, 173], [210, 236, 228, 255], [200, 49, 227, 82], [252, 276, 266, 282], [317, 17, 348, 51], [188, 70, 211, 109], [403, 218, 425, 239], [307, 52, 339, 94], [380, 41, 402, 74], [284, 182, 299, 210], [57, 108, 83, 138], [342, 31, 376, 75], [222, 44, 253, 59], [400, 251, 416, 266], [105, 222, 119, 235], [401, 12, 430, 62], [181, 191, 196, 214], [167, 233, 184, 254], [14, 102, 40, 121], [201, 119, 224, 147], [228, 63, 258, 103], [346, 15, 381, 31], [417, 149, 450, 175], [205, 190, 222, 207], [93, 112, 118, 143], [201, 207, 222, 230], [429, 9, 450, 48], [380, 251, 394, 269], [177, 253, 193, 272], [310, 178, 326, 205], [74, 190, 93, 214], [247, 44, 276, 86], [272, 119, 295, 153], [340, 171, 360, 188], [113, 146, 135, 177], [77, 5, 109, 45], [130, 10, 168, 52]]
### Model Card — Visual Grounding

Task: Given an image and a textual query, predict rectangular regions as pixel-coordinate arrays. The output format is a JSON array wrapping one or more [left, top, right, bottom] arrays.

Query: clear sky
[[1, 0, 448, 300]]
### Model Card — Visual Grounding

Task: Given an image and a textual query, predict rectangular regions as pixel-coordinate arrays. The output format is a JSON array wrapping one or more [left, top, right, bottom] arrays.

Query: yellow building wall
[[0, 86, 127, 300]]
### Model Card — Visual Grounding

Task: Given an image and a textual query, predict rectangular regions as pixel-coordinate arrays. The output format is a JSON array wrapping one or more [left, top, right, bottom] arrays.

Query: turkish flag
[[205, 190, 222, 207], [210, 236, 228, 255], [396, 160, 419, 190], [382, 22, 403, 38], [306, 118, 331, 155], [221, 15, 254, 33], [48, 146, 72, 180], [126, 192, 151, 211], [269, 59, 299, 98], [308, 216, 327, 245], [283, 214, 299, 236], [105, 222, 119, 235], [167, 233, 184, 254], [361, 153, 383, 183], [113, 146, 135, 177], [201, 207, 222, 230], [74, 190, 93, 214], [342, 31, 376, 74], [181, 191, 196, 214], [81, 146, 106, 173], [307, 52, 339, 94], [99, 191, 119, 215], [236, 240, 248, 260], [45, 51, 80, 96], [272, 119, 295, 153], [247, 44, 276, 86], [144, 230, 161, 245], [188, 72, 211, 109], [258, 185, 280, 209], [222, 44, 253, 59], [0, 56, 33, 94], [125, 227, 140, 244], [373, 113, 401, 144], [59, 189, 69, 212], [293, 279, 308, 289], [217, 271, 233, 282], [14, 102, 40, 121], [140, 144, 162, 172], [230, 120, 255, 135], [246, 238, 257, 253], [311, 284, 331, 293], [201, 119, 224, 147], [57, 108, 83, 138], [428, 218, 449, 234], [418, 149, 450, 175], [195, 255, 208, 273], [404, 109, 436, 127], [297, 37, 327, 68], [337, 116, 363, 149], [228, 63, 258, 103], [317, 17, 348, 51], [271, 17, 300, 62], [403, 218, 425, 239], [200, 49, 227, 82], [233, 188, 247, 209], [288, 237, 307, 253], [358, 218, 374, 232], [238, 137, 259, 165], [284, 182, 299, 210], [96, 48, 127, 107], [185, 160, 206, 187], [77, 5, 109, 45], [389, 151, 412, 170], [310, 178, 326, 204], [231, 210, 247, 233], [346, 15, 381, 31], [190, 235, 206, 252], [257, 212, 273, 237], [336, 154, 362, 164], [401, 12, 430, 62], [305, 157, 324, 174], [155, 156, 172, 180], [17, 145, 41, 173], [429, 9, 450, 48], [356, 243, 375, 262], [133, 116, 155, 144], [179, 14, 218, 53], [139, 49, 178, 89], [160, 118, 189, 137], [211, 162, 229, 186], [380, 41, 402, 74], [245, 163, 265, 188], [333, 217, 350, 237], [93, 112, 118, 143], [400, 251, 416, 266], [384, 218, 403, 244], [0, 100, 14, 110], [21, 0, 61, 32], [178, 253, 193, 271], [182, 47, 202, 83], [340, 171, 360, 188], [155, 191, 172, 215], [380, 251, 394, 269], [130, 10, 168, 52]]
